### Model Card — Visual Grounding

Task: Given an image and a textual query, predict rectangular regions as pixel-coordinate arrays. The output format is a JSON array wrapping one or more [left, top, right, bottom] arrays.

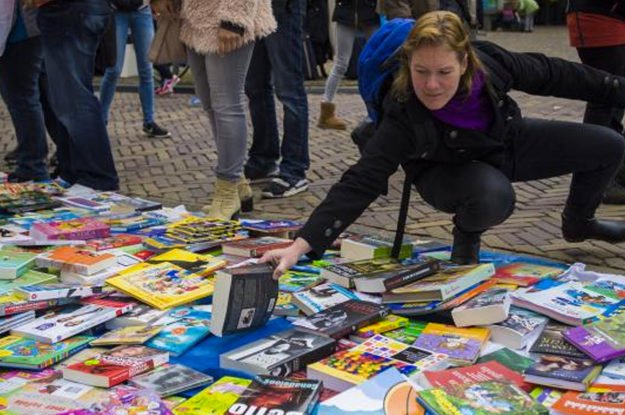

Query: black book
[[220, 328, 336, 376], [292, 299, 390, 339], [529, 322, 587, 358], [210, 263, 278, 337], [228, 376, 322, 415]]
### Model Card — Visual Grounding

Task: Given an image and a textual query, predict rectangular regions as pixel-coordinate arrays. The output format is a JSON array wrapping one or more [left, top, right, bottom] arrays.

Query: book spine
[[384, 262, 440, 291]]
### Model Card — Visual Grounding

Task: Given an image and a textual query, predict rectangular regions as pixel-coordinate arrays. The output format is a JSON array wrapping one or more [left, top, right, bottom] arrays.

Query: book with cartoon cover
[[0, 335, 93, 369], [91, 325, 163, 346], [412, 323, 490, 365], [29, 217, 110, 241], [493, 262, 565, 286], [146, 305, 212, 356], [564, 313, 625, 362], [172, 376, 252, 415]]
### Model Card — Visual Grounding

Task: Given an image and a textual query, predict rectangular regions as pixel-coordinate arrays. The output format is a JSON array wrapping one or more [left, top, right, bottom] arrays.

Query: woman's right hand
[[259, 237, 313, 279]]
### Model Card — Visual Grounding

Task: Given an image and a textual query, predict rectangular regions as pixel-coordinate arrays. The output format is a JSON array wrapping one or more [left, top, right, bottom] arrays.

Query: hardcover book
[[172, 376, 252, 415], [412, 323, 490, 365], [420, 361, 531, 392], [529, 322, 588, 358], [0, 250, 37, 280], [227, 376, 322, 415], [476, 347, 535, 374], [563, 313, 625, 362], [292, 282, 359, 316], [90, 324, 163, 346], [62, 344, 169, 387], [487, 306, 549, 350], [129, 363, 213, 397], [107, 262, 215, 310], [292, 300, 390, 339], [210, 263, 278, 337], [0, 335, 93, 369], [29, 217, 110, 241], [417, 380, 548, 415], [340, 234, 413, 261], [146, 305, 212, 356], [524, 354, 602, 391], [451, 288, 511, 327], [221, 236, 293, 258], [493, 262, 565, 286], [11, 297, 134, 343]]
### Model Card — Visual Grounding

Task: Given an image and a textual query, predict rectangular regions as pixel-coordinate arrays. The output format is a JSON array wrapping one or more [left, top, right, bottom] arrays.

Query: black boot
[[602, 181, 625, 205], [562, 214, 625, 243], [450, 227, 481, 265]]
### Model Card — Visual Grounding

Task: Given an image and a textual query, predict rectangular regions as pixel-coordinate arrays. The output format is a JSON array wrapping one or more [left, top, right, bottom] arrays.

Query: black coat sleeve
[[478, 41, 625, 106], [297, 103, 420, 258]]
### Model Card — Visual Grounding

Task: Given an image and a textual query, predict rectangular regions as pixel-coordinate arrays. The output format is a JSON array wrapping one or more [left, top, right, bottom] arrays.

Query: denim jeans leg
[[129, 7, 155, 124], [0, 37, 49, 179], [37, 0, 119, 190], [245, 39, 280, 173], [265, 0, 310, 182], [99, 11, 130, 124]]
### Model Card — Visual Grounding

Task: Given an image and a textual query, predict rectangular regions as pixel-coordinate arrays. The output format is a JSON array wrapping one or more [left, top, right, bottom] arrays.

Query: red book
[[421, 361, 532, 392], [221, 236, 293, 258]]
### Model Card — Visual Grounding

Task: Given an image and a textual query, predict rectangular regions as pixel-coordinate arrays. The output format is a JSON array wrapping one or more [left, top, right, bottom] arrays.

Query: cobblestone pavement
[[2, 26, 625, 272]]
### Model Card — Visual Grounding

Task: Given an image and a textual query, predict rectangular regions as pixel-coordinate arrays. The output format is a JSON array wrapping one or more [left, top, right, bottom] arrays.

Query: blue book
[[146, 306, 212, 356]]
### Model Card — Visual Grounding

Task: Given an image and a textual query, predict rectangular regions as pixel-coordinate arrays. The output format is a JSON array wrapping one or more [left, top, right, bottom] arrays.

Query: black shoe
[[450, 226, 481, 265], [143, 122, 171, 138], [244, 164, 279, 184], [562, 214, 625, 243], [4, 148, 17, 165], [7, 171, 49, 183], [602, 182, 625, 204], [261, 177, 309, 199]]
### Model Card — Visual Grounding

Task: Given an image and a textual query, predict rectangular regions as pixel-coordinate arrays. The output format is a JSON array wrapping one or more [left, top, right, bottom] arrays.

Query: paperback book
[[451, 288, 511, 327], [0, 250, 36, 279], [221, 236, 293, 258], [563, 313, 625, 362], [412, 322, 490, 365], [240, 219, 302, 238], [146, 305, 212, 356], [83, 234, 143, 251], [292, 282, 359, 315], [105, 303, 167, 329], [493, 262, 565, 286], [29, 217, 110, 241], [350, 314, 410, 343], [420, 360, 531, 392], [0, 310, 35, 335], [0, 268, 57, 296], [0, 335, 93, 369], [171, 376, 252, 415], [340, 234, 413, 261], [476, 347, 535, 373], [529, 322, 588, 358], [129, 364, 214, 397], [524, 354, 602, 391], [36, 246, 116, 276], [0, 293, 76, 317], [90, 324, 163, 346], [552, 390, 625, 415], [604, 356, 625, 380], [487, 306, 549, 350], [60, 250, 143, 286], [15, 283, 108, 301]]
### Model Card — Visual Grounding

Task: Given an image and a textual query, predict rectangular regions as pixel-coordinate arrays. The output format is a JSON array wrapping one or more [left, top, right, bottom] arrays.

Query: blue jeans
[[244, 0, 309, 182], [37, 0, 119, 190], [0, 37, 49, 180], [100, 6, 155, 125]]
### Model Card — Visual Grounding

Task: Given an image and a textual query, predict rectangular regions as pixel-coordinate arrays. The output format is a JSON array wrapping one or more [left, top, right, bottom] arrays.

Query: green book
[[0, 269, 58, 295], [0, 335, 93, 369], [477, 348, 535, 373], [0, 251, 37, 280]]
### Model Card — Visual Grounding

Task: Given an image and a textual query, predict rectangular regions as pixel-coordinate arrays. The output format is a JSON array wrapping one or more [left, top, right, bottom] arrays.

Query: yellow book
[[173, 376, 251, 415], [147, 248, 226, 277], [107, 262, 214, 309]]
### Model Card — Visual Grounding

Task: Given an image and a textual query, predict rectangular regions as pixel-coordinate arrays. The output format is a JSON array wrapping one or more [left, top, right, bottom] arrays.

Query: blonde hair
[[392, 11, 483, 102]]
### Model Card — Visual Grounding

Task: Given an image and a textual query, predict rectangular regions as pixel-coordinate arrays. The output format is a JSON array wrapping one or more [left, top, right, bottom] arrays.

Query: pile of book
[[0, 181, 623, 415]]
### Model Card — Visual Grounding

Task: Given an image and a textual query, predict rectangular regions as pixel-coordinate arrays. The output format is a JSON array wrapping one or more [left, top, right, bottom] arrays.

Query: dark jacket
[[332, 0, 379, 28], [566, 0, 625, 21], [298, 40, 625, 258]]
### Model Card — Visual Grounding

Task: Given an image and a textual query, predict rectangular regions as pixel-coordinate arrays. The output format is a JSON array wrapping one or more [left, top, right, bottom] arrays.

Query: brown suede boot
[[202, 178, 241, 220], [318, 101, 347, 130]]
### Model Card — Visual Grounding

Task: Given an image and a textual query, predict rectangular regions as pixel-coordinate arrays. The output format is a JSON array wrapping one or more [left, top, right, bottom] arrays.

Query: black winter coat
[[298, 40, 625, 258], [332, 0, 379, 28]]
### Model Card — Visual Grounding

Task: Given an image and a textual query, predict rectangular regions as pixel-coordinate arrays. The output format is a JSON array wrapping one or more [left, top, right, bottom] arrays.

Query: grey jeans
[[187, 42, 254, 181]]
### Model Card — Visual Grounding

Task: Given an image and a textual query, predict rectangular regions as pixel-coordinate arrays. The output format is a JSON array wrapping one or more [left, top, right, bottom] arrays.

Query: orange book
[[552, 390, 625, 415], [38, 246, 116, 276]]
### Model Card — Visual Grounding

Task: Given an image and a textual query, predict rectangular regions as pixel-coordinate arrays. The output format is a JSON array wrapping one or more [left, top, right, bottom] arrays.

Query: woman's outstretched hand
[[259, 237, 313, 279]]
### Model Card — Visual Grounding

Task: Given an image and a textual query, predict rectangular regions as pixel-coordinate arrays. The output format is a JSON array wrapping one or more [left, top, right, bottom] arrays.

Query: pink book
[[30, 217, 110, 241]]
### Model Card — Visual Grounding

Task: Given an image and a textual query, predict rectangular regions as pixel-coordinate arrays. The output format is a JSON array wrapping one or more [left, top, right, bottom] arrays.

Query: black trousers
[[577, 44, 625, 134], [414, 118, 625, 234]]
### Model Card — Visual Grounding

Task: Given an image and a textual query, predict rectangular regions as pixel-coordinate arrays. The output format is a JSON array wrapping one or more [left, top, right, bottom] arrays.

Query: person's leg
[[510, 118, 625, 242], [415, 162, 516, 263], [129, 7, 155, 125], [39, 69, 67, 179], [37, 0, 119, 190], [0, 37, 49, 181], [263, 0, 310, 192], [99, 11, 129, 125], [244, 39, 280, 179]]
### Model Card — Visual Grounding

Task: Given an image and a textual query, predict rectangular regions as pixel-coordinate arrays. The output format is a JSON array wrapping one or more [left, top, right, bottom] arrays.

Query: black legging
[[414, 118, 625, 233]]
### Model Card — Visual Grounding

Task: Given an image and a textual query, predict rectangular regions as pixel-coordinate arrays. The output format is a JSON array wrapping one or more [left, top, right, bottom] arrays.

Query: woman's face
[[410, 44, 467, 110]]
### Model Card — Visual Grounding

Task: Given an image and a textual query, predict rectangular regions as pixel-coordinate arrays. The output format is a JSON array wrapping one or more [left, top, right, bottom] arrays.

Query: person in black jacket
[[261, 11, 625, 276]]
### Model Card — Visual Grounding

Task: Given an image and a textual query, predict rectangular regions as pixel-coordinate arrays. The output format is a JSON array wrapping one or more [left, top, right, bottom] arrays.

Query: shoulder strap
[[391, 167, 415, 259]]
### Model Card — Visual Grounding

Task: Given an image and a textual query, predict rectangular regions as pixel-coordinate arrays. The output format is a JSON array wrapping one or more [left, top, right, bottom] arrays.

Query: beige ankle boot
[[318, 101, 347, 130], [202, 178, 241, 220], [238, 178, 254, 213]]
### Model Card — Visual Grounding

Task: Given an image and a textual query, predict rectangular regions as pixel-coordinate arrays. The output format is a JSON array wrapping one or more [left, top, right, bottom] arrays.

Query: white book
[[604, 357, 625, 380], [292, 282, 358, 316], [486, 306, 549, 350], [60, 251, 142, 286], [451, 288, 511, 327]]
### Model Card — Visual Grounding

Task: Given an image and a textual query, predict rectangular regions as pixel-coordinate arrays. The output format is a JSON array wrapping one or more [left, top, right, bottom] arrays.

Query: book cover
[[92, 387, 173, 415], [385, 321, 429, 345], [0, 311, 35, 335], [210, 263, 278, 337], [220, 328, 336, 376], [412, 323, 490, 365], [83, 234, 143, 251], [292, 282, 359, 316], [146, 248, 226, 277], [451, 288, 511, 327], [354, 257, 441, 294], [0, 224, 33, 245], [0, 251, 36, 280], [0, 293, 76, 317], [91, 324, 163, 346], [476, 348, 535, 374], [321, 257, 430, 289], [15, 283, 108, 301], [222, 236, 293, 258], [29, 217, 110, 241], [292, 300, 390, 339], [37, 246, 116, 276], [318, 367, 424, 415], [340, 234, 413, 261], [172, 376, 252, 415], [146, 305, 212, 356], [493, 262, 564, 286], [60, 250, 143, 286], [0, 268, 57, 296], [227, 376, 322, 415], [564, 313, 625, 362], [129, 364, 213, 397], [604, 356, 625, 380], [529, 322, 588, 358], [273, 292, 300, 317], [524, 355, 602, 391], [421, 361, 530, 392], [105, 303, 168, 329], [11, 297, 134, 343], [487, 306, 549, 350], [107, 262, 214, 310], [417, 381, 548, 415], [87, 191, 162, 212], [350, 315, 410, 342], [278, 270, 322, 293], [0, 335, 93, 369], [552, 390, 625, 415]]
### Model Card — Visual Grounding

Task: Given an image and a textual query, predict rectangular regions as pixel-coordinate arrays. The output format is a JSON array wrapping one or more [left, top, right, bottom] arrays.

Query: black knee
[[456, 174, 516, 232]]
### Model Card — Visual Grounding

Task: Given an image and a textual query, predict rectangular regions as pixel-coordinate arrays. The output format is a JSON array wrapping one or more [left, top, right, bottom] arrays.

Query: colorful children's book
[[0, 335, 93, 369], [60, 250, 143, 286], [292, 282, 359, 316], [62, 344, 169, 387], [278, 270, 322, 292], [412, 323, 490, 365], [146, 305, 212, 356], [221, 236, 293, 257], [493, 262, 565, 286], [340, 234, 413, 261], [0, 268, 57, 296], [417, 380, 548, 415], [95, 387, 173, 415], [318, 367, 424, 415], [11, 297, 134, 343], [146, 248, 226, 277], [129, 364, 213, 397], [384, 320, 429, 345], [552, 390, 625, 415], [524, 355, 602, 391], [349, 314, 410, 343], [220, 328, 336, 376], [29, 217, 110, 241], [420, 361, 531, 392], [563, 313, 625, 362], [227, 376, 322, 415], [487, 306, 549, 350], [91, 324, 163, 346], [451, 287, 511, 327], [83, 234, 143, 251], [107, 262, 215, 310], [0, 250, 37, 280], [529, 322, 588, 358], [172, 376, 252, 415]]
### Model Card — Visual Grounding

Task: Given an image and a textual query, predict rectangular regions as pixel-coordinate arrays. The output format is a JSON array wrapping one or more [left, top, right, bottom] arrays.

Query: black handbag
[[111, 0, 144, 12]]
